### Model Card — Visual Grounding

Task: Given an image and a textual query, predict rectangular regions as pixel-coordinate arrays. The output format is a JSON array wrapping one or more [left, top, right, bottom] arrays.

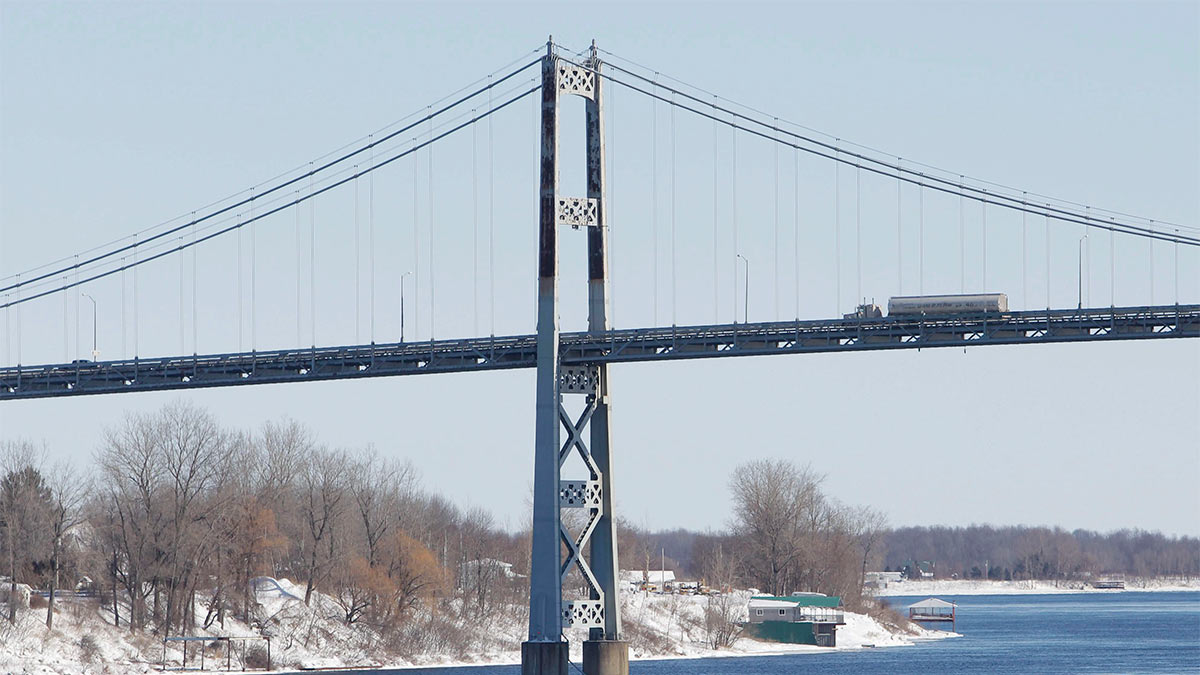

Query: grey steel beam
[[1, 306, 1196, 401], [583, 46, 625, 655], [525, 40, 567, 669]]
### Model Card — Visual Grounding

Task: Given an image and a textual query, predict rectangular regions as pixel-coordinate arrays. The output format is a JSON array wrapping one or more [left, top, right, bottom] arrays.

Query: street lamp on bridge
[[400, 271, 412, 343], [737, 253, 749, 324], [81, 292, 98, 360]]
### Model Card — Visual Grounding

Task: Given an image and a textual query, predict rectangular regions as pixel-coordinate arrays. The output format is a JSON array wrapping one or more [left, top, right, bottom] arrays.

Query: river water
[[365, 591, 1199, 674]]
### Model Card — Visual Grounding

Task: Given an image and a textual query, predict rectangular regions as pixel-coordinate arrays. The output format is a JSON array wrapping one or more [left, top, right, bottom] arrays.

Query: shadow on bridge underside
[[1, 305, 1195, 400]]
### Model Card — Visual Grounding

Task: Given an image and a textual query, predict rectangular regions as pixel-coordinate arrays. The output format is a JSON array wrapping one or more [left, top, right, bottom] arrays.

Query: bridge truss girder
[[1, 305, 1195, 401]]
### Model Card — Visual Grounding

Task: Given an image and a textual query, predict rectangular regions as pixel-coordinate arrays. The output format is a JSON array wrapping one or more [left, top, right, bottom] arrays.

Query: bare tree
[[44, 460, 91, 629], [351, 450, 415, 569], [728, 459, 824, 595], [847, 505, 887, 603], [157, 401, 230, 635], [0, 440, 48, 623], [299, 447, 349, 606]]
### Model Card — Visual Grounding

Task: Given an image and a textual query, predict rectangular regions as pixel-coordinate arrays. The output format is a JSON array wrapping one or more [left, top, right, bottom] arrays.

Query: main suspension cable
[[593, 48, 1197, 236], [0, 85, 539, 311], [588, 63, 1199, 247], [0, 55, 543, 295]]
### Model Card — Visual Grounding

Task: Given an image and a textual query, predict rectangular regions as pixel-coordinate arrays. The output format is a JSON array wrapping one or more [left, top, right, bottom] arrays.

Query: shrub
[[79, 634, 100, 663], [245, 644, 271, 669]]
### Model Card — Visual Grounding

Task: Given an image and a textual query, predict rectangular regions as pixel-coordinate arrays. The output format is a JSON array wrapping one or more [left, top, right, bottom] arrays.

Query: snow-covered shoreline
[[0, 580, 955, 673], [12, 575, 1196, 674], [872, 577, 1200, 597]]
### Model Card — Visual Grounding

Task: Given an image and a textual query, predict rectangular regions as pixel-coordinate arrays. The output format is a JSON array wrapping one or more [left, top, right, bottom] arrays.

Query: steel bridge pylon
[[522, 41, 628, 675]]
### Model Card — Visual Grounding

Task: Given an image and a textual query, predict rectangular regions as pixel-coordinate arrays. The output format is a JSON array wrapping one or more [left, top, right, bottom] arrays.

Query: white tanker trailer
[[887, 293, 1009, 316]]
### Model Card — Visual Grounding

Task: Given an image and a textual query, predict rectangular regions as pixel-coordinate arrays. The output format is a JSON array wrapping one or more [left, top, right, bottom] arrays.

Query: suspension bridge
[[1, 39, 1196, 674]]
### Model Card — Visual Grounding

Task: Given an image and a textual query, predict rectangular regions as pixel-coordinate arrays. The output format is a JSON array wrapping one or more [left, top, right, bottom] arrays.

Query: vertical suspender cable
[[428, 115, 435, 340], [133, 235, 139, 357], [918, 177, 924, 296], [472, 111, 479, 336], [14, 274, 19, 365], [14, 277, 20, 365], [355, 168, 361, 345], [370, 140, 376, 344], [652, 78, 658, 325], [773, 120, 780, 320], [610, 83, 617, 328], [1175, 228, 1180, 305], [252, 198, 256, 348], [1021, 194, 1027, 310], [713, 96, 719, 323], [897, 159, 903, 295], [121, 260, 126, 359], [310, 167, 317, 347], [855, 164, 861, 306], [489, 77, 496, 337], [238, 200, 244, 352], [1084, 206, 1091, 306], [413, 148, 420, 340], [63, 276, 68, 362], [671, 93, 677, 326], [732, 123, 739, 322], [834, 147, 840, 316], [959, 178, 965, 294], [794, 148, 799, 320], [251, 192, 257, 352], [74, 264, 79, 359], [1110, 220, 1116, 307], [192, 218, 197, 354], [296, 193, 302, 347], [1149, 221, 1154, 305], [179, 236, 185, 354], [981, 194, 987, 291], [1045, 211, 1051, 309]]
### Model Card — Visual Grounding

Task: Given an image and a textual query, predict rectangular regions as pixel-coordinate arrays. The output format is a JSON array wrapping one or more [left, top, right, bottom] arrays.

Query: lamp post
[[400, 271, 412, 342], [737, 254, 749, 324], [1077, 234, 1088, 310], [81, 293, 98, 360]]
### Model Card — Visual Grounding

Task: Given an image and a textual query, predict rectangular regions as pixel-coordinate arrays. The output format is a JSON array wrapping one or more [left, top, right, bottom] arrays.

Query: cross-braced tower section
[[522, 40, 628, 675]]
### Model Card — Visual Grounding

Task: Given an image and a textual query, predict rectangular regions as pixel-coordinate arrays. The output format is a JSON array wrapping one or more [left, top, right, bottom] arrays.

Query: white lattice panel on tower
[[559, 480, 602, 509], [562, 599, 604, 628], [559, 365, 598, 394], [557, 64, 596, 99], [555, 197, 598, 229]]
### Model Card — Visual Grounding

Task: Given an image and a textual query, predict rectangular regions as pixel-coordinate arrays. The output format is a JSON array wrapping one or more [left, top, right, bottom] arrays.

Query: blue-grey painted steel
[[1, 305, 1196, 401], [527, 46, 564, 645], [584, 50, 623, 645]]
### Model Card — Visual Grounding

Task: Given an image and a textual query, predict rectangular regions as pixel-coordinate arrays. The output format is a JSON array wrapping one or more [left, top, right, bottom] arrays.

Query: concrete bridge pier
[[583, 640, 629, 675], [521, 642, 568, 675]]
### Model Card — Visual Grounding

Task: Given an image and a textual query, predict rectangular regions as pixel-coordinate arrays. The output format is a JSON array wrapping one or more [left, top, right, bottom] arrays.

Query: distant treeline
[[881, 525, 1200, 580], [627, 524, 1200, 584]]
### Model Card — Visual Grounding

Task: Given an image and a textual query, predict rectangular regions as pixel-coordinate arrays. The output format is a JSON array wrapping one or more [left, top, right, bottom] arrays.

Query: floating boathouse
[[908, 597, 957, 631]]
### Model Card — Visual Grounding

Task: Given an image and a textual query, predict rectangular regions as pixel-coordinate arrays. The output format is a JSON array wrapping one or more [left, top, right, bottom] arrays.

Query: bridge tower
[[522, 40, 629, 675]]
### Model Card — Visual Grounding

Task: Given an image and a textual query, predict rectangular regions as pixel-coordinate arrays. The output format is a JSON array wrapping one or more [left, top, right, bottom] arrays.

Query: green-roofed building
[[745, 593, 846, 647]]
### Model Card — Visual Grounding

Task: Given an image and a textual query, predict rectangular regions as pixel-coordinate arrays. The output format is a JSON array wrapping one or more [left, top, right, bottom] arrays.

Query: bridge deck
[[1, 305, 1195, 400]]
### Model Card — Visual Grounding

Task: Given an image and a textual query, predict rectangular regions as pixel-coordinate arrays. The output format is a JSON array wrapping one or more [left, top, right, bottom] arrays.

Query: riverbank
[[872, 576, 1200, 597], [0, 581, 951, 673]]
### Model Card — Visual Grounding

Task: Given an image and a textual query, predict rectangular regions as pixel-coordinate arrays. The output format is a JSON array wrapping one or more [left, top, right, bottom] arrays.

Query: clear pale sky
[[1, 2, 1197, 535]]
